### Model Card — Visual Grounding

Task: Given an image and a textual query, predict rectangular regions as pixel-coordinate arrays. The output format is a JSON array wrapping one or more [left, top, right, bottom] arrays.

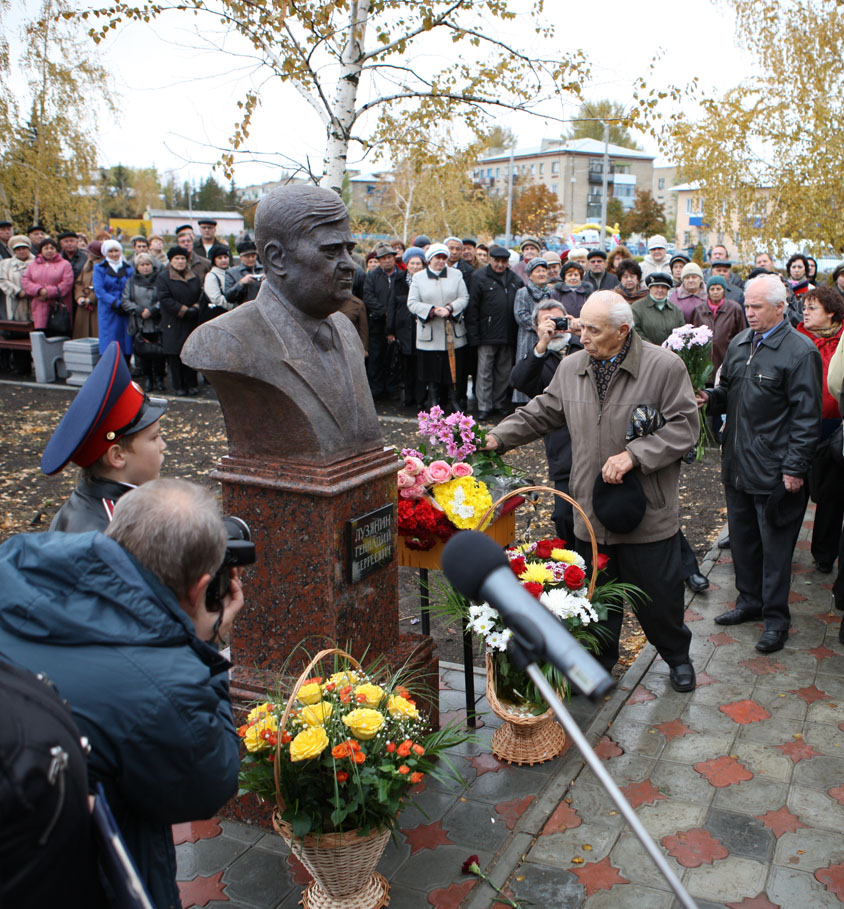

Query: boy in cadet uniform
[[42, 340, 168, 532]]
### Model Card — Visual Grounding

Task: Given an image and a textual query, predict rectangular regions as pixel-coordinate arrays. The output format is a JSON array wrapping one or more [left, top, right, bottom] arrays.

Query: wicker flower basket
[[475, 486, 600, 766], [272, 648, 391, 909]]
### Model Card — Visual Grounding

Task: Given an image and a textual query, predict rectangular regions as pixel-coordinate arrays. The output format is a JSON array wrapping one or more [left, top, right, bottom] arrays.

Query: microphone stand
[[506, 638, 697, 909]]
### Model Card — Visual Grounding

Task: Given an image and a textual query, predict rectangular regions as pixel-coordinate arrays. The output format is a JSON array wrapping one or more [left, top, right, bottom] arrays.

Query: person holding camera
[[123, 252, 166, 391], [93, 239, 134, 359], [510, 300, 582, 543], [0, 478, 243, 909], [226, 237, 264, 305]]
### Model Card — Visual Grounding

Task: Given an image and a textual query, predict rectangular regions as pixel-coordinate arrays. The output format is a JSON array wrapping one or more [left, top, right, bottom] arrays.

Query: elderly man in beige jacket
[[485, 291, 700, 691]]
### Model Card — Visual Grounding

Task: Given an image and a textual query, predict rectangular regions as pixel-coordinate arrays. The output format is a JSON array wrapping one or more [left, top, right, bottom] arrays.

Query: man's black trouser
[[725, 483, 807, 633], [576, 531, 692, 670]]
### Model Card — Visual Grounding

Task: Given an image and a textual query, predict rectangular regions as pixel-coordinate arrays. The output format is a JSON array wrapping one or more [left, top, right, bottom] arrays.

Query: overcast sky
[[81, 0, 752, 188]]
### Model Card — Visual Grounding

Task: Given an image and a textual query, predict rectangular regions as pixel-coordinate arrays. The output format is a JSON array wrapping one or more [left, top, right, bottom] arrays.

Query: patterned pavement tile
[[768, 865, 844, 908], [806, 700, 844, 725], [468, 752, 506, 778], [568, 781, 634, 829], [684, 856, 768, 904], [609, 832, 685, 890], [426, 879, 475, 907], [793, 754, 844, 790], [773, 828, 844, 873], [814, 611, 841, 626], [829, 784, 844, 806], [568, 855, 630, 897], [725, 891, 782, 908], [178, 871, 229, 908], [619, 778, 667, 810], [173, 819, 223, 845], [755, 805, 809, 838], [753, 687, 809, 721], [607, 721, 666, 757], [627, 685, 657, 705], [704, 808, 775, 862], [689, 682, 758, 709], [813, 672, 844, 699], [738, 656, 787, 676], [648, 760, 717, 806], [540, 799, 583, 835], [789, 684, 830, 705], [651, 718, 698, 742], [582, 883, 674, 907], [440, 798, 509, 851], [787, 784, 844, 834], [712, 777, 789, 816], [593, 735, 624, 760], [693, 670, 721, 688], [815, 860, 844, 901], [636, 799, 707, 840], [694, 755, 754, 788], [720, 699, 772, 725], [661, 827, 729, 867], [502, 861, 585, 906], [662, 731, 736, 764], [708, 630, 740, 647], [402, 819, 454, 855], [774, 738, 823, 764], [494, 794, 535, 830], [684, 703, 742, 735], [579, 752, 657, 787], [529, 821, 620, 867], [807, 644, 838, 661]]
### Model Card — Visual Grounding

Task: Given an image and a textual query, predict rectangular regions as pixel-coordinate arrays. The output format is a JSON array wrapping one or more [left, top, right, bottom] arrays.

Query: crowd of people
[[0, 218, 264, 395]]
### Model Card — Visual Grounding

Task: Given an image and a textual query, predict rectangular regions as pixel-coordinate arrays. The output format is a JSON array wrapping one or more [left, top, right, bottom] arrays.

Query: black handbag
[[132, 334, 165, 358], [45, 301, 71, 336]]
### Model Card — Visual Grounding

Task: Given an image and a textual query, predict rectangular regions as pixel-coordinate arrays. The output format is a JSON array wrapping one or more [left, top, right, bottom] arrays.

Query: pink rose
[[451, 461, 473, 478], [400, 483, 426, 499], [425, 460, 453, 484], [397, 470, 416, 489], [403, 455, 425, 476]]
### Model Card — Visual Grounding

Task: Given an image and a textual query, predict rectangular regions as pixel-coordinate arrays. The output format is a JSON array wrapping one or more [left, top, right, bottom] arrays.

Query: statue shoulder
[[182, 301, 276, 370]]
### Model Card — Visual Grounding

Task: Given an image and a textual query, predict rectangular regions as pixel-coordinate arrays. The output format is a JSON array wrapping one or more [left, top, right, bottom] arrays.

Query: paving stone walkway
[[175, 506, 844, 908]]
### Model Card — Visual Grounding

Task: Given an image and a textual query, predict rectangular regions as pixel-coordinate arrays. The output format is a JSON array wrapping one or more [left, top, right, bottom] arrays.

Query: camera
[[552, 316, 569, 331], [206, 516, 257, 612]]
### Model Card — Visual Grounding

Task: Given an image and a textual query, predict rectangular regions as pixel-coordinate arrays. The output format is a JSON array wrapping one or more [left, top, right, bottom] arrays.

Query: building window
[[539, 162, 544, 175], [551, 183, 558, 195], [496, 167, 500, 178], [552, 161, 559, 174], [588, 159, 603, 174], [658, 178, 665, 190], [685, 198, 693, 214], [521, 164, 526, 175], [586, 202, 602, 219], [529, 163, 535, 175], [487, 168, 493, 178], [683, 231, 691, 247], [614, 163, 630, 175]]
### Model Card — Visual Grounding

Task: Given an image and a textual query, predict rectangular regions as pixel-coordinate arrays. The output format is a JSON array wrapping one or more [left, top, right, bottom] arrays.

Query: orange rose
[[336, 771, 349, 783], [332, 741, 354, 759], [398, 764, 410, 775], [386, 742, 396, 753], [397, 740, 412, 758], [412, 744, 425, 755], [410, 772, 424, 784], [352, 751, 366, 764]]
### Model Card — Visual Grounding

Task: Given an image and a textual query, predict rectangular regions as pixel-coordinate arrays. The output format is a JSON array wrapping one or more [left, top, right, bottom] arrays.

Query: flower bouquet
[[397, 406, 524, 551], [662, 324, 716, 460], [238, 648, 470, 906]]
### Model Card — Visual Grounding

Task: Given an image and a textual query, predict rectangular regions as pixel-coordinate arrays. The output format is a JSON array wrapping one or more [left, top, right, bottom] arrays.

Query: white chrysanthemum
[[540, 588, 596, 623], [486, 629, 512, 652]]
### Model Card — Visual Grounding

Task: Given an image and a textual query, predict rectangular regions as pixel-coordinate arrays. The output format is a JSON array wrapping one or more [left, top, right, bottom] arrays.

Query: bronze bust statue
[[181, 186, 383, 465]]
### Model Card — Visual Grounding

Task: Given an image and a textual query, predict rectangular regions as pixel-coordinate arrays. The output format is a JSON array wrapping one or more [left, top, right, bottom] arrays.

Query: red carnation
[[535, 540, 554, 559], [563, 565, 586, 591], [523, 581, 544, 599], [509, 556, 527, 577], [596, 553, 609, 571]]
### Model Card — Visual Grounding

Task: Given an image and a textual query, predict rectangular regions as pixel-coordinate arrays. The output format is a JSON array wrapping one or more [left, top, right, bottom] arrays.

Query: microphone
[[442, 531, 614, 699]]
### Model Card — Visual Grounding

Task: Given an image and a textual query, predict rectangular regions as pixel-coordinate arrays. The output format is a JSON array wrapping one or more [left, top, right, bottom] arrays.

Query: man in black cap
[[363, 242, 401, 400], [484, 291, 700, 691], [461, 238, 477, 269], [42, 341, 168, 532], [57, 231, 86, 280], [586, 249, 619, 291], [175, 224, 210, 281], [0, 220, 12, 259], [197, 218, 219, 259], [445, 236, 474, 283], [227, 237, 264, 305], [466, 244, 523, 420], [697, 274, 821, 653], [709, 259, 745, 305], [27, 224, 46, 247]]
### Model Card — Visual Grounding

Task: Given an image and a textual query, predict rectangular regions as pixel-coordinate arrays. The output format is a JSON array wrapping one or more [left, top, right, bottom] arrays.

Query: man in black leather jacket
[[698, 274, 822, 653]]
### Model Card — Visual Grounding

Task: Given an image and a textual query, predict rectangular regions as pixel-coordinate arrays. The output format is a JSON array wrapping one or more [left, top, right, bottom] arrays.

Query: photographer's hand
[[213, 571, 244, 646]]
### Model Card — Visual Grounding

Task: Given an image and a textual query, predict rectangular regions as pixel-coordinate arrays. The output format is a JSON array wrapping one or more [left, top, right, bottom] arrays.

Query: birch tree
[[86, 0, 591, 192], [663, 0, 844, 255]]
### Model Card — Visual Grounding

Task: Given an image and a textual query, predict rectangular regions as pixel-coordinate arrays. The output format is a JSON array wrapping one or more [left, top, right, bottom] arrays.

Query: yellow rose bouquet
[[237, 651, 470, 837]]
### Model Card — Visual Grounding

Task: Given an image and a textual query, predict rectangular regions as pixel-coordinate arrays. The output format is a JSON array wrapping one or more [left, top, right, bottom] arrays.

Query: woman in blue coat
[[94, 238, 134, 357]]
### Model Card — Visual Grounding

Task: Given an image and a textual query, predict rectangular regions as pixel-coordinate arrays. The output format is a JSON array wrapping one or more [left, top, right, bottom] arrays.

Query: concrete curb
[[461, 529, 728, 908]]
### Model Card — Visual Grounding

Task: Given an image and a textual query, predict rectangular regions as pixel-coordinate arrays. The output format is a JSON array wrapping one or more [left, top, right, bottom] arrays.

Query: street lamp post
[[599, 120, 610, 249]]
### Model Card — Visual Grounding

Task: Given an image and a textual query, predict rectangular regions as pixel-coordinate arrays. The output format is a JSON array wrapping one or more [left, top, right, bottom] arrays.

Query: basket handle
[[475, 485, 599, 599], [273, 647, 363, 809]]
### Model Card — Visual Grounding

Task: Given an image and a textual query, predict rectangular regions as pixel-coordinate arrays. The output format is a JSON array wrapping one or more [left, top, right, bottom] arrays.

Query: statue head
[[255, 185, 357, 319]]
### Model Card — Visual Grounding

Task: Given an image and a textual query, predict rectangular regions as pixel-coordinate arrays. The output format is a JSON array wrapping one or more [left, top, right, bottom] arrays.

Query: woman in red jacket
[[797, 285, 844, 573], [20, 237, 74, 334]]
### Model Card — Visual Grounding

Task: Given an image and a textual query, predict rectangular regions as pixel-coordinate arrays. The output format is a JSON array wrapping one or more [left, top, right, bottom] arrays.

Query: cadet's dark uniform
[[49, 477, 134, 533], [41, 341, 167, 531]]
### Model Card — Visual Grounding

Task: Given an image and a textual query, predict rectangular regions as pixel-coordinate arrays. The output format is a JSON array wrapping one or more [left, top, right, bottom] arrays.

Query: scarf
[[590, 330, 633, 404], [107, 257, 126, 274], [810, 323, 842, 339], [525, 280, 551, 304]]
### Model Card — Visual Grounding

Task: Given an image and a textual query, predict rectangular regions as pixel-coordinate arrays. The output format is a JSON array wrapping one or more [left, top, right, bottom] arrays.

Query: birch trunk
[[320, 0, 370, 193]]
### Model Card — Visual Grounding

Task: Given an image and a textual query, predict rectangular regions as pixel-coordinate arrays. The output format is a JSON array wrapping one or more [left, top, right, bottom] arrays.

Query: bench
[[0, 319, 34, 351]]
